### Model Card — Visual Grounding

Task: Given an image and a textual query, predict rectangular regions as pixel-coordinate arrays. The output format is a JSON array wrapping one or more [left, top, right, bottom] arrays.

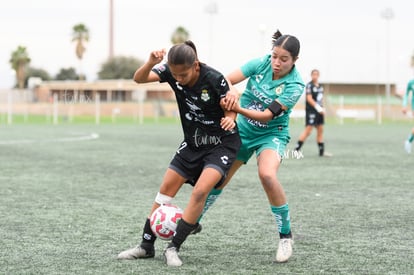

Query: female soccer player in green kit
[[402, 78, 414, 153], [210, 30, 305, 263]]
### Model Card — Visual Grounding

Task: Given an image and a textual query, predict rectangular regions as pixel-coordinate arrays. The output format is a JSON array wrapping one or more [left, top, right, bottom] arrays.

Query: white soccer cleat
[[163, 246, 182, 267], [275, 238, 294, 263], [117, 245, 154, 260], [322, 152, 333, 157], [404, 140, 412, 154]]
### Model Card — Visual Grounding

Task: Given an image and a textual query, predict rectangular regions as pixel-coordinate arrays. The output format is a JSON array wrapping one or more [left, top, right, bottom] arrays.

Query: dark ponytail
[[168, 40, 198, 67], [272, 30, 300, 59]]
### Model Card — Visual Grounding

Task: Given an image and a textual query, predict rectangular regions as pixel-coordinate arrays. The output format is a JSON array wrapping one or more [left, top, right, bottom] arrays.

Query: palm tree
[[72, 23, 89, 80], [9, 46, 31, 89], [171, 26, 190, 45]]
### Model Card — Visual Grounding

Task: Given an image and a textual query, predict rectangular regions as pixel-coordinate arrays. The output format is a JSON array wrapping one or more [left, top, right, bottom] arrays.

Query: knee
[[191, 187, 209, 204], [258, 170, 277, 187]]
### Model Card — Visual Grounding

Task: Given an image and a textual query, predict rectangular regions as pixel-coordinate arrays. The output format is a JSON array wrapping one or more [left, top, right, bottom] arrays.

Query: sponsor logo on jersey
[[255, 74, 264, 83], [201, 89, 210, 102], [245, 101, 268, 128], [220, 78, 226, 87]]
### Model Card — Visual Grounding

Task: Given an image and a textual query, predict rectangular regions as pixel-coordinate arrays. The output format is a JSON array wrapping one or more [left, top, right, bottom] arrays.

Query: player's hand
[[223, 89, 239, 110], [148, 49, 166, 65], [220, 116, 236, 131], [402, 107, 408, 114]]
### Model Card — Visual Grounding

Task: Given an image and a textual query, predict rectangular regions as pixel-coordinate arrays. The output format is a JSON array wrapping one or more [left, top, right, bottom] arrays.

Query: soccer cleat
[[404, 140, 412, 154], [190, 223, 202, 235], [321, 152, 333, 157], [117, 245, 155, 260], [275, 238, 294, 263], [163, 246, 182, 267]]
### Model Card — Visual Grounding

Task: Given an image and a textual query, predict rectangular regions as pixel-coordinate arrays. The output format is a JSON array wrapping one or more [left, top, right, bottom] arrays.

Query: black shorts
[[169, 133, 241, 188], [306, 111, 324, 126]]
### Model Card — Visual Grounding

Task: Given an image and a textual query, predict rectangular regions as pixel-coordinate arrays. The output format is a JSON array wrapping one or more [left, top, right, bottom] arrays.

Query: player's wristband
[[314, 104, 324, 113]]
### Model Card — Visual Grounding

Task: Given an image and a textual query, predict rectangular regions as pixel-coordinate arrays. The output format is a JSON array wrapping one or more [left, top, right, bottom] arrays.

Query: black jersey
[[305, 81, 324, 112], [152, 63, 238, 150]]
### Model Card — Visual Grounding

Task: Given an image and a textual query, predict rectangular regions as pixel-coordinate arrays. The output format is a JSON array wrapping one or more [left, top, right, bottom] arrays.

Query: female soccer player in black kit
[[117, 41, 241, 267]]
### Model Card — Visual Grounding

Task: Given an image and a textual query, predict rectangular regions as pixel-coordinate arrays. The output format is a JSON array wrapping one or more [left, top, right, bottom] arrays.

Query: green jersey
[[403, 79, 414, 110], [237, 54, 304, 136]]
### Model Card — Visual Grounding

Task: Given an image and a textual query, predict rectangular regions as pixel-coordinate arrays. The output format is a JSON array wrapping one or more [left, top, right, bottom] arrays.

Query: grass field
[[1, 120, 413, 274]]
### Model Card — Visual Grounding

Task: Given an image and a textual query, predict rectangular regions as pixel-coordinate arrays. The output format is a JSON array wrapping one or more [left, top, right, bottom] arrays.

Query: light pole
[[205, 1, 218, 63], [109, 0, 114, 59], [258, 24, 267, 55], [381, 7, 394, 109]]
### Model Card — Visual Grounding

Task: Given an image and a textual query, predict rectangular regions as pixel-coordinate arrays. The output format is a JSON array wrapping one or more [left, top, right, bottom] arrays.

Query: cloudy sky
[[1, 0, 413, 91]]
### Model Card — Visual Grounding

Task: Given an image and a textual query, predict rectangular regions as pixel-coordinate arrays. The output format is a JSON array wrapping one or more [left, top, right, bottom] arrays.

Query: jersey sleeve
[[214, 74, 230, 98], [240, 56, 268, 78], [277, 82, 305, 110], [151, 63, 170, 83], [305, 83, 312, 94]]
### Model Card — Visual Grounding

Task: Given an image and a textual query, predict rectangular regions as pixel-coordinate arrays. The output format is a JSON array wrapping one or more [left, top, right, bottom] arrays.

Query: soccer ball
[[150, 204, 183, 241]]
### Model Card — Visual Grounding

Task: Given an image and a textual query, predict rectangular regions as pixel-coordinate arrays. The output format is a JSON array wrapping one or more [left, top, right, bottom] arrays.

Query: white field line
[[0, 133, 99, 145]]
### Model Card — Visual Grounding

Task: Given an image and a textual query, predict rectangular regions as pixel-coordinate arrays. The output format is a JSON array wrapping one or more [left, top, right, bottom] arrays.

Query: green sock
[[409, 134, 414, 143], [270, 204, 291, 235], [197, 188, 222, 223]]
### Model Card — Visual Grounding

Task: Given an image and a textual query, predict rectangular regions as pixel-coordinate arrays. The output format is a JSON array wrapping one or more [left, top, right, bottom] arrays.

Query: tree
[[171, 26, 190, 45], [9, 45, 31, 89], [55, 67, 79, 80], [24, 67, 51, 88], [72, 23, 89, 80], [98, 56, 144, 79]]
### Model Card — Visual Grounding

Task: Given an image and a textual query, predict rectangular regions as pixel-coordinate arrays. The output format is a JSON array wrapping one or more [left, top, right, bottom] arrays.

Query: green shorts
[[237, 127, 290, 163]]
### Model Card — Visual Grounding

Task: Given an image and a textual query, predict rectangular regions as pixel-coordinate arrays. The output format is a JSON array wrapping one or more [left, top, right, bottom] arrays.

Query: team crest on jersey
[[201, 89, 210, 101], [275, 84, 285, 95]]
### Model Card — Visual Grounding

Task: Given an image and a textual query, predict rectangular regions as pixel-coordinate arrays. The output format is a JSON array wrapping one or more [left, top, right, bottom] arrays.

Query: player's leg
[[294, 125, 313, 151], [117, 168, 186, 260], [164, 135, 241, 266], [316, 124, 324, 156], [294, 111, 316, 151], [164, 167, 223, 266], [195, 160, 243, 225], [195, 134, 244, 226], [404, 127, 414, 154], [257, 140, 293, 263]]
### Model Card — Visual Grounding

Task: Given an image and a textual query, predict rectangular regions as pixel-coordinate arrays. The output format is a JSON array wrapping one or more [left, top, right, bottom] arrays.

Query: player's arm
[[222, 69, 247, 110], [133, 49, 166, 83], [306, 94, 324, 114], [220, 93, 237, 131], [232, 100, 287, 123]]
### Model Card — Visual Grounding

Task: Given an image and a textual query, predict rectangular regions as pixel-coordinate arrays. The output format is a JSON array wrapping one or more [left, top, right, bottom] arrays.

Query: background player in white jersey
[[293, 69, 331, 156], [402, 78, 414, 153], [117, 41, 241, 267]]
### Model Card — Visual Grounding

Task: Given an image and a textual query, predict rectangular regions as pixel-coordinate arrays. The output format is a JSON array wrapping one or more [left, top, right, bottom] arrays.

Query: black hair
[[167, 40, 198, 67], [272, 30, 300, 59], [311, 69, 320, 74]]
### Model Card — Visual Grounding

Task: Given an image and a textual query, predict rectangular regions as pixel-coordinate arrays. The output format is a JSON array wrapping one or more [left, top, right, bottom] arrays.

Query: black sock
[[318, 142, 324, 156], [280, 231, 292, 239], [295, 141, 303, 151], [140, 218, 156, 250], [168, 218, 197, 251]]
